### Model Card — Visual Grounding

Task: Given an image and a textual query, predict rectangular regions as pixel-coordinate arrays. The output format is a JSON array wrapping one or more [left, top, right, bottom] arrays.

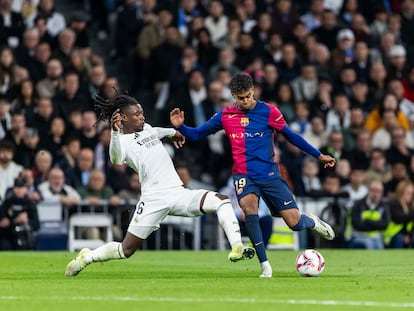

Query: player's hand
[[171, 131, 185, 149], [170, 108, 185, 128], [318, 154, 336, 168], [111, 109, 121, 131]]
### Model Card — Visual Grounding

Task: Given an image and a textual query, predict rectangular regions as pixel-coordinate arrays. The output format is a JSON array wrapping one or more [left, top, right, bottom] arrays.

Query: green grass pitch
[[0, 250, 413, 311]]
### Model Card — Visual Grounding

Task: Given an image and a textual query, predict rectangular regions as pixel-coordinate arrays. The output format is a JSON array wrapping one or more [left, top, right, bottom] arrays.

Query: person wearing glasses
[[170, 73, 336, 278]]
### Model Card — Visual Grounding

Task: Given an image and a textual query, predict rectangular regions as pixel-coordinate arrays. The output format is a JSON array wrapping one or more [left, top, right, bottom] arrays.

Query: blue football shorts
[[232, 174, 298, 216]]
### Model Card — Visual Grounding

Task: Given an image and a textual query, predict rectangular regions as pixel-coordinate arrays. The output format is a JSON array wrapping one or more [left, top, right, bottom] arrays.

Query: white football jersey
[[109, 123, 183, 193]]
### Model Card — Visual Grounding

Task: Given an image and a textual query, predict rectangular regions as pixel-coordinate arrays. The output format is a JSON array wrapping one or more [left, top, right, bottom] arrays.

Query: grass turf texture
[[0, 250, 413, 311]]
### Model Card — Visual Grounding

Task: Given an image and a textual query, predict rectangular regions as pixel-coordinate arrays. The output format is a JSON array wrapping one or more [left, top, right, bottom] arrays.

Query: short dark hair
[[0, 139, 16, 154], [229, 74, 253, 94]]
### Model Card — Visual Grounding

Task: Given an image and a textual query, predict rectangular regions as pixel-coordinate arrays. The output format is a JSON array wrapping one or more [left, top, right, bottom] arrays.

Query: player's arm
[[109, 109, 126, 164], [170, 108, 221, 141], [153, 127, 186, 148], [280, 126, 336, 168]]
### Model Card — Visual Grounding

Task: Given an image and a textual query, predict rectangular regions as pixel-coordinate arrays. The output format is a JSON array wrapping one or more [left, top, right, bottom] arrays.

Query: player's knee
[[201, 192, 231, 214]]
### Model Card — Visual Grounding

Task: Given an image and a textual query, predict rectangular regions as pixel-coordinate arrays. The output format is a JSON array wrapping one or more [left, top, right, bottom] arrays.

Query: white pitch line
[[1, 296, 414, 308]]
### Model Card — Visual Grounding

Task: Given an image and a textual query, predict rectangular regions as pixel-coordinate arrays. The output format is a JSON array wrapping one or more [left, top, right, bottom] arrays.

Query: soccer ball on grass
[[296, 249, 325, 277]]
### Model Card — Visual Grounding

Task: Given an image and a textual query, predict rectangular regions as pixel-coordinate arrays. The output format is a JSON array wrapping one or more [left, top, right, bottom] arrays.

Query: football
[[296, 249, 325, 277]]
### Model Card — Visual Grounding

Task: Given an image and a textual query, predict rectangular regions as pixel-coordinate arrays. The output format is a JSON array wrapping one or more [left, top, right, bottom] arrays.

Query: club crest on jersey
[[240, 117, 249, 127]]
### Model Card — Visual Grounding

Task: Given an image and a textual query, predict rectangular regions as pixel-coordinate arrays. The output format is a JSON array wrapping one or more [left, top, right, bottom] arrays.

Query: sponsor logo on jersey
[[229, 132, 264, 139]]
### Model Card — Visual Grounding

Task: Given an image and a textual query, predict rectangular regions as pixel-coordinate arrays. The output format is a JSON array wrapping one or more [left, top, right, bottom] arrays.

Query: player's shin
[[83, 242, 127, 264], [202, 192, 242, 248], [291, 214, 315, 231], [216, 202, 243, 248], [245, 214, 267, 262]]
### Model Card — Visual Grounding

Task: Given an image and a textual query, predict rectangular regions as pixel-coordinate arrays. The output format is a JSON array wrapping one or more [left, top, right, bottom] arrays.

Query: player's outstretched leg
[[65, 242, 127, 276], [307, 213, 335, 240], [203, 192, 255, 262]]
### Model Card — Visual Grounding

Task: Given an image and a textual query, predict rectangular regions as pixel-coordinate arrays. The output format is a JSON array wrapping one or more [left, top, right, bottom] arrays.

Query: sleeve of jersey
[[153, 127, 176, 139], [109, 130, 126, 165], [176, 112, 223, 141], [281, 126, 321, 158]]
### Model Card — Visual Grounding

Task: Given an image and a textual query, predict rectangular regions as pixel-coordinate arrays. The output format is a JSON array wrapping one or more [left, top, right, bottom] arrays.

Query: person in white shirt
[[65, 90, 254, 276], [0, 140, 23, 202]]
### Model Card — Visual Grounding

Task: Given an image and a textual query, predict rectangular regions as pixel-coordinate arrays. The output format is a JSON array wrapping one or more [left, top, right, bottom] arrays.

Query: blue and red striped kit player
[[170, 73, 336, 278]]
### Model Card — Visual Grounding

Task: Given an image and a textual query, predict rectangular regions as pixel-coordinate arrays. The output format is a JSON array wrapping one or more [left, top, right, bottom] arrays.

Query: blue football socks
[[291, 214, 315, 231], [245, 214, 267, 263]]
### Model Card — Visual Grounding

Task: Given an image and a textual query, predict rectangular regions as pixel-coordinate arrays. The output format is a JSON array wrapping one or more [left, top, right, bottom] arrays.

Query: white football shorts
[[127, 186, 209, 239]]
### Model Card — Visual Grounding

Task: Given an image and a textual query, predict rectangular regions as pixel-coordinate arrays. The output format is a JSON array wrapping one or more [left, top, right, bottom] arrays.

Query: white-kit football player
[[65, 90, 255, 276]]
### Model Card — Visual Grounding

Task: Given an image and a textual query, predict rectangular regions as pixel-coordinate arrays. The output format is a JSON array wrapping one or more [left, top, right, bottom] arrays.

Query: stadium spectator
[[18, 167, 42, 202], [32, 149, 52, 186], [331, 29, 355, 72], [0, 178, 39, 250], [15, 126, 40, 167], [276, 42, 301, 82], [387, 44, 408, 80], [194, 27, 219, 71], [13, 27, 40, 79], [10, 79, 36, 121], [275, 82, 295, 123], [384, 180, 414, 248], [303, 115, 328, 149], [53, 72, 89, 123], [312, 9, 341, 50], [35, 58, 64, 99], [350, 41, 372, 84], [365, 93, 409, 133], [342, 106, 366, 151], [349, 79, 373, 113], [0, 46, 19, 99], [4, 110, 25, 148], [26, 0, 66, 38], [203, 0, 228, 45], [341, 167, 369, 206], [0, 97, 12, 140], [38, 166, 80, 208], [384, 162, 410, 196], [65, 147, 94, 190], [372, 112, 414, 150], [0, 0, 25, 48], [51, 28, 77, 71], [0, 139, 23, 201], [300, 0, 324, 32], [55, 136, 80, 174], [364, 148, 393, 185], [296, 156, 322, 197], [291, 64, 318, 103], [349, 180, 390, 249], [349, 129, 372, 170], [78, 110, 98, 150]]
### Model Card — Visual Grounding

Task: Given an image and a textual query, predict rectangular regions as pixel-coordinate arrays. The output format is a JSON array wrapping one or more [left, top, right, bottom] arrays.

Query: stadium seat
[[68, 213, 113, 251], [35, 201, 68, 250]]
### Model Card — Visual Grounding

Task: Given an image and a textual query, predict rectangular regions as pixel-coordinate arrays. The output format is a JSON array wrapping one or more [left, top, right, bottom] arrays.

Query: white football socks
[[83, 242, 126, 264], [216, 203, 243, 249]]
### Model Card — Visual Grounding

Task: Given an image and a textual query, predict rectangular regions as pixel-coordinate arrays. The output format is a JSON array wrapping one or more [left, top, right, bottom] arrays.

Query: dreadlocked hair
[[93, 88, 139, 123]]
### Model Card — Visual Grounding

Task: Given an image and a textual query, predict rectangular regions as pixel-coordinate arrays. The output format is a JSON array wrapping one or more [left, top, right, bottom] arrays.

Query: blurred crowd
[[1, 0, 414, 250]]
